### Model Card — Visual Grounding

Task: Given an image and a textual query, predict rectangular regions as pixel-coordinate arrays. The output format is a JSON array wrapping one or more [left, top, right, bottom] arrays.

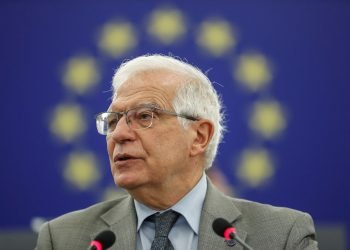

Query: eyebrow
[[107, 102, 161, 112]]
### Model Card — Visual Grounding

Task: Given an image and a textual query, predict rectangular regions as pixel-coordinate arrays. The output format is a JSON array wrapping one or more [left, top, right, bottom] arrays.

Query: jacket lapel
[[89, 179, 248, 250], [90, 195, 137, 250], [198, 178, 247, 250]]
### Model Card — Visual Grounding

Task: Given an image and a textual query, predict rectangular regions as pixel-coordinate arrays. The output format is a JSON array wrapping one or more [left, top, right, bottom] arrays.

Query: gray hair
[[112, 54, 225, 169]]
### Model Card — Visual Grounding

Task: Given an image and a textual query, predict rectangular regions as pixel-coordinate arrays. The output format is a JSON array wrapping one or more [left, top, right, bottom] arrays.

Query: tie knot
[[152, 210, 180, 238]]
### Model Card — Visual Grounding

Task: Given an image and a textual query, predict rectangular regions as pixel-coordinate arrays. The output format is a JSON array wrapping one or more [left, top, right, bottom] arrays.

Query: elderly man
[[36, 54, 318, 249]]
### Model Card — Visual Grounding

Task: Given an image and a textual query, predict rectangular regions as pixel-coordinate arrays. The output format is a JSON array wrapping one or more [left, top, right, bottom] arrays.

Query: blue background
[[1, 0, 349, 247]]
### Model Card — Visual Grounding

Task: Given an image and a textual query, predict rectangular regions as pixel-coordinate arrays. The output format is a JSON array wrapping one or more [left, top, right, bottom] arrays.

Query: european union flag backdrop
[[1, 1, 349, 248]]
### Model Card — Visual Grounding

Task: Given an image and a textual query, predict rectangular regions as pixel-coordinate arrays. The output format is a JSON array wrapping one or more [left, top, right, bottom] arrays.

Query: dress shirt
[[134, 173, 207, 250]]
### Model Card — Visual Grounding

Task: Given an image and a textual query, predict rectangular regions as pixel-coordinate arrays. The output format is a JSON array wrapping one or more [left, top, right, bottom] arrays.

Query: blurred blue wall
[[0, 0, 349, 248]]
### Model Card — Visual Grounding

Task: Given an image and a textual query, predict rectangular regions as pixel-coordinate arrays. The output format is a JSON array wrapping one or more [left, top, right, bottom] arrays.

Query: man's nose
[[109, 116, 136, 143]]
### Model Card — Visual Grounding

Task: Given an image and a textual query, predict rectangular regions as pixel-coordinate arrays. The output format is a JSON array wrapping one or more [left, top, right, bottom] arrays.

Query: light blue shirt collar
[[134, 173, 207, 235]]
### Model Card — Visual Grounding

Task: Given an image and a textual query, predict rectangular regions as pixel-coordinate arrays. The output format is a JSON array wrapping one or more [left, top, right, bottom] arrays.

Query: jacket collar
[[91, 178, 247, 250], [91, 195, 137, 249]]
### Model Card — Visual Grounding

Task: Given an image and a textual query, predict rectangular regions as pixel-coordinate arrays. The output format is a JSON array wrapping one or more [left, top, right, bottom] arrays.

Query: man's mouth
[[114, 154, 137, 163]]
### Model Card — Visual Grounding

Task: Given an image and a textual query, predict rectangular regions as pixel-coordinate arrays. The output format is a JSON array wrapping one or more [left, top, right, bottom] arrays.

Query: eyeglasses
[[95, 105, 199, 135]]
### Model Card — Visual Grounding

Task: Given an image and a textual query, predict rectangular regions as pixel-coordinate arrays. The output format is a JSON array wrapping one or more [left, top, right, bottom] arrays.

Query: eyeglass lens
[[96, 107, 155, 135]]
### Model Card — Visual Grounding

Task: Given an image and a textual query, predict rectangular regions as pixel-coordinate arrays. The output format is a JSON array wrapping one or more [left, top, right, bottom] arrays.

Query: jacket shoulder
[[48, 195, 129, 227], [231, 198, 317, 249], [35, 195, 131, 250], [233, 197, 310, 223]]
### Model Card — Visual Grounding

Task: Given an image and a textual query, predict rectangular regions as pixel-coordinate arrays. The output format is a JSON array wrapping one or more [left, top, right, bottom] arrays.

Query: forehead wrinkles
[[112, 84, 175, 111], [112, 69, 183, 110]]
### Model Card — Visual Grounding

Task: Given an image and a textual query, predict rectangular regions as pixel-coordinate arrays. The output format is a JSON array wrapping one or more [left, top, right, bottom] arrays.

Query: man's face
[[106, 69, 198, 193]]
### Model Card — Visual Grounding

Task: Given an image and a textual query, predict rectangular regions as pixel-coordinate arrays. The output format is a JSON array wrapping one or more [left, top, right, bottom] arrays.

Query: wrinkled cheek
[[109, 161, 116, 176], [109, 163, 123, 186], [106, 140, 114, 160], [106, 141, 116, 175]]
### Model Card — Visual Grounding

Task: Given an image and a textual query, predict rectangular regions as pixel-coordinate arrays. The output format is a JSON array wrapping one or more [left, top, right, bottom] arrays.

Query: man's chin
[[114, 175, 142, 190]]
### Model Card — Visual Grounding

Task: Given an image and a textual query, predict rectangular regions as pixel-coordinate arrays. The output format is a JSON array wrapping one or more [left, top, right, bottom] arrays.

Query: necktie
[[150, 210, 180, 250]]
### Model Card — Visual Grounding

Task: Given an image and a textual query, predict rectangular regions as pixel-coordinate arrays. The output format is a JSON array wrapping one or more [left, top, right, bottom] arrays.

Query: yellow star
[[62, 56, 100, 95], [49, 104, 86, 143], [63, 152, 101, 190], [147, 8, 186, 44], [249, 101, 286, 139], [236, 149, 274, 187], [197, 19, 236, 56], [234, 53, 272, 91], [98, 21, 137, 57]]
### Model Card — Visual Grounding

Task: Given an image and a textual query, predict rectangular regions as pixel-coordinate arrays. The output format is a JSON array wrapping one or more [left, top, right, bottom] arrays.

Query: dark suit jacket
[[36, 180, 318, 249]]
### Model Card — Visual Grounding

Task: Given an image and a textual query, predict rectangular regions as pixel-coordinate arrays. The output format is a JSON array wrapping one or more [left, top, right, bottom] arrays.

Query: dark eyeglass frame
[[95, 105, 199, 135]]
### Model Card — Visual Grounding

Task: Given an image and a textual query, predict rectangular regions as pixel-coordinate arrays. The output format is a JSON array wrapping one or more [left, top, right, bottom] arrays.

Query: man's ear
[[190, 119, 214, 157]]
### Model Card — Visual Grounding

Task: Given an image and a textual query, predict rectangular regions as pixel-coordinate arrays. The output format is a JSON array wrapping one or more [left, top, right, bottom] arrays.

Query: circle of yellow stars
[[50, 104, 86, 143], [63, 56, 100, 94], [147, 8, 186, 44], [98, 21, 137, 58], [236, 149, 274, 187], [250, 100, 286, 139], [63, 152, 101, 190], [49, 5, 287, 196], [234, 53, 272, 91], [197, 19, 236, 56]]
